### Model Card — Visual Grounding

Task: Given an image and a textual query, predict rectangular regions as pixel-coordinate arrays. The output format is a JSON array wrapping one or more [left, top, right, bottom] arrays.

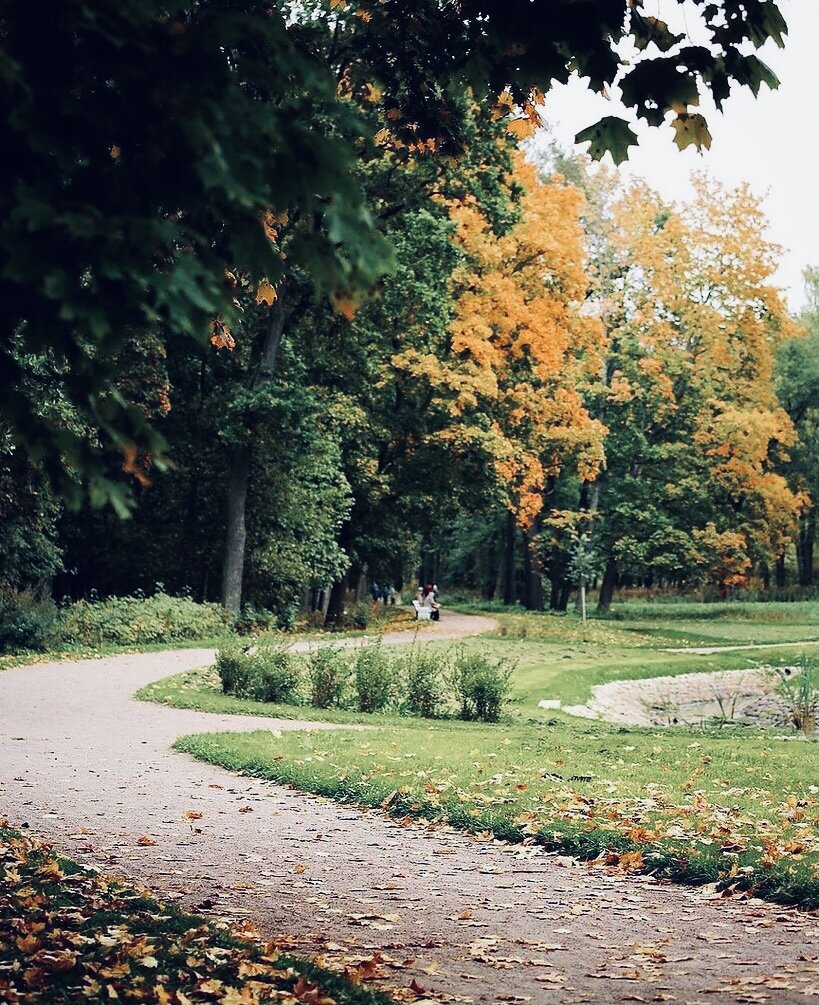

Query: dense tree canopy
[[0, 0, 787, 507]]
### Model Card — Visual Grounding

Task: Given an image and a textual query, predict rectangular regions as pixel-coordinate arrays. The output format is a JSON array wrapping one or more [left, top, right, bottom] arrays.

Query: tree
[[1, 0, 788, 503], [583, 176, 803, 608], [443, 155, 606, 605], [776, 268, 819, 586]]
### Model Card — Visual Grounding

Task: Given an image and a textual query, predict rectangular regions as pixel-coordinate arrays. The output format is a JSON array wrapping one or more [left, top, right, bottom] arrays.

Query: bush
[[0, 590, 58, 653], [216, 641, 257, 697], [308, 646, 350, 708], [341, 600, 376, 630], [402, 648, 444, 718], [354, 643, 396, 713], [58, 592, 233, 647], [216, 640, 300, 703], [451, 647, 515, 722], [234, 604, 276, 636]]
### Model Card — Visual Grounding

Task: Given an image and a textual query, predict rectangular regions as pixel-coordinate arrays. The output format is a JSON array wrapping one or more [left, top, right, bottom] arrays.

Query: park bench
[[412, 600, 433, 620]]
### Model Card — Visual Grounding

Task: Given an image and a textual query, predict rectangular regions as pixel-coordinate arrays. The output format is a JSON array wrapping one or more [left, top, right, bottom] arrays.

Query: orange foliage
[[444, 155, 606, 525]]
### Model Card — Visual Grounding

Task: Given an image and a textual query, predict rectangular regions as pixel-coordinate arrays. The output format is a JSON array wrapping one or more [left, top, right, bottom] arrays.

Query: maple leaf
[[670, 112, 712, 151], [575, 116, 639, 165]]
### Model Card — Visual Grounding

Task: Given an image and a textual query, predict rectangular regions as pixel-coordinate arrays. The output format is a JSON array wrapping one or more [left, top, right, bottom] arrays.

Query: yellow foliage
[[447, 155, 605, 525]]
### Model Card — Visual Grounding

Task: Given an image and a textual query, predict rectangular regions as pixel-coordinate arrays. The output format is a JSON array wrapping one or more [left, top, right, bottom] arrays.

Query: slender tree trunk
[[775, 552, 786, 589], [220, 291, 287, 614], [325, 520, 354, 626], [597, 555, 618, 613], [503, 509, 516, 605], [325, 572, 349, 626], [522, 524, 544, 611], [797, 507, 816, 587], [221, 446, 252, 615]]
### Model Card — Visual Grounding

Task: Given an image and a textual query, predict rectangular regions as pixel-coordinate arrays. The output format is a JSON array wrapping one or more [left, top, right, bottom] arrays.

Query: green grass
[[139, 633, 816, 719], [156, 601, 819, 907], [175, 718, 819, 908], [0, 825, 392, 1005]]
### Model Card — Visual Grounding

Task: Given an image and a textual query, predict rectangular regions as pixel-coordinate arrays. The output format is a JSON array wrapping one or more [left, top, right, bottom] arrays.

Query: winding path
[[1, 614, 817, 1004]]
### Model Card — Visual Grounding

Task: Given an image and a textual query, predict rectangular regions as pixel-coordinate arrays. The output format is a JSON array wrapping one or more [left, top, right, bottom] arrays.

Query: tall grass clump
[[401, 647, 445, 718], [216, 640, 300, 703], [353, 643, 395, 712], [307, 646, 351, 708], [451, 647, 515, 722]]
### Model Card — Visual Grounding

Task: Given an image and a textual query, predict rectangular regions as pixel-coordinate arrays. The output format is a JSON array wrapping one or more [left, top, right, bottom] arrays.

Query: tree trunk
[[220, 290, 287, 614], [221, 446, 252, 615], [797, 506, 816, 587], [503, 509, 516, 605], [325, 572, 349, 626], [597, 555, 618, 613], [522, 525, 544, 611], [775, 552, 786, 589], [325, 520, 354, 626]]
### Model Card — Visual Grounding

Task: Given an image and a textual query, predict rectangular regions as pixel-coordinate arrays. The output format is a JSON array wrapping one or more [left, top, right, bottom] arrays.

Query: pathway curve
[[1, 615, 817, 1004], [662, 640, 815, 655]]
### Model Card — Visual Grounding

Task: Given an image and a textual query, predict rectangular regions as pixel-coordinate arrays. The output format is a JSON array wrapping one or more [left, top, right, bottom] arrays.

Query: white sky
[[537, 0, 817, 313]]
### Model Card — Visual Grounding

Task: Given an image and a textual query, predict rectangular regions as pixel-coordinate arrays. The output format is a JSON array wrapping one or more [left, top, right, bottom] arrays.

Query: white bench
[[412, 600, 433, 620]]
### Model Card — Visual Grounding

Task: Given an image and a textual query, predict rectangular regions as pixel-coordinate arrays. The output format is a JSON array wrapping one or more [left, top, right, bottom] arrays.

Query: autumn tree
[[775, 268, 819, 586], [0, 0, 788, 503], [435, 154, 605, 605], [578, 175, 804, 607]]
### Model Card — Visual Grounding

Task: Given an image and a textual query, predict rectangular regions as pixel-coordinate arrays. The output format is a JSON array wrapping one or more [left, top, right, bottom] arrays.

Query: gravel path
[[2, 614, 818, 1004]]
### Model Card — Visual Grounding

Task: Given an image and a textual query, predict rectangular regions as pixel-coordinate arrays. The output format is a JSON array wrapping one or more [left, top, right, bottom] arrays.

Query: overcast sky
[[538, 0, 815, 313]]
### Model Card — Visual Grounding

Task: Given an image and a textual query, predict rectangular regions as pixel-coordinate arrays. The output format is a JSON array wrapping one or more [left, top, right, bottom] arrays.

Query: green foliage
[[450, 647, 515, 722], [59, 593, 232, 648], [575, 116, 638, 165], [353, 643, 395, 713], [0, 440, 63, 591], [771, 656, 819, 733], [216, 640, 300, 704], [307, 646, 351, 709], [0, 590, 58, 654], [401, 648, 445, 719]]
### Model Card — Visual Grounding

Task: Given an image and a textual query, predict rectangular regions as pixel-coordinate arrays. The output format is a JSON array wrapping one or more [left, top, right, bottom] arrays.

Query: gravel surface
[[563, 666, 799, 728], [1, 614, 817, 1004]]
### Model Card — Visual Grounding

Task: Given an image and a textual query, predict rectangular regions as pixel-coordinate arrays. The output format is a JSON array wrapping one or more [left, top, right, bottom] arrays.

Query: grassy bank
[[176, 718, 819, 908], [0, 825, 391, 1005]]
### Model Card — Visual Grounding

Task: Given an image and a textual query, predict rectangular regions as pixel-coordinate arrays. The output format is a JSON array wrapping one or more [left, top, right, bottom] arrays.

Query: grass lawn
[[176, 717, 819, 908], [139, 600, 819, 905], [0, 825, 391, 1005]]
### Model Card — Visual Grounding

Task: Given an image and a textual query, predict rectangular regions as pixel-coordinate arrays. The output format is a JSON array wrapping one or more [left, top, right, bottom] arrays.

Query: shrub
[[58, 592, 232, 647], [234, 604, 276, 636], [342, 600, 375, 630], [451, 647, 515, 722], [308, 646, 350, 708], [0, 590, 58, 653], [256, 642, 301, 702], [216, 641, 257, 698], [402, 648, 445, 718], [216, 640, 300, 703], [354, 643, 396, 713]]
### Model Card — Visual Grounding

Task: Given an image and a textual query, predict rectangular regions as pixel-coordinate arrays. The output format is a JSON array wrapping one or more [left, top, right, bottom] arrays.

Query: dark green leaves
[[575, 117, 639, 166]]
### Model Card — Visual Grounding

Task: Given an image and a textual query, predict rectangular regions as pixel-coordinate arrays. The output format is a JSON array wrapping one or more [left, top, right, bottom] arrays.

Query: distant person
[[423, 588, 440, 621], [369, 580, 380, 603], [380, 582, 390, 605], [388, 586, 398, 606]]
